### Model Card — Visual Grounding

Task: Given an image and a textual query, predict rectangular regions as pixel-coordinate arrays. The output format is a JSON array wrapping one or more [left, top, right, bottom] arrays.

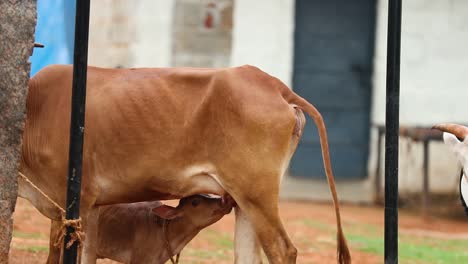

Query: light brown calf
[[46, 195, 234, 264], [19, 64, 350, 263]]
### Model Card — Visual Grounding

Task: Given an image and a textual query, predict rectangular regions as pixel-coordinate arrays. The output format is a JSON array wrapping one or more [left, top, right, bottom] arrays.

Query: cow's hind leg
[[230, 173, 297, 264], [235, 207, 262, 264]]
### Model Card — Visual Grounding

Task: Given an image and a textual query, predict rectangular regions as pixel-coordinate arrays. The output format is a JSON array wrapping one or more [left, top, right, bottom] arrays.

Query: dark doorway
[[290, 0, 376, 179]]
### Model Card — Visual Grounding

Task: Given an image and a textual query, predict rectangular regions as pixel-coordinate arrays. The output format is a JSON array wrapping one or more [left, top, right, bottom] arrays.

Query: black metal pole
[[374, 127, 384, 203], [63, 0, 90, 263], [422, 140, 429, 218], [385, 0, 402, 263]]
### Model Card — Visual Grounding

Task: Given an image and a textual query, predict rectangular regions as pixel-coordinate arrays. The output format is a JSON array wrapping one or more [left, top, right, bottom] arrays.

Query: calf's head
[[152, 194, 234, 228], [433, 123, 468, 214]]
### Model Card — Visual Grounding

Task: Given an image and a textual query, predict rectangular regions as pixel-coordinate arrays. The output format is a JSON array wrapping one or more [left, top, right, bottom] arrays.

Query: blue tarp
[[30, 0, 76, 76]]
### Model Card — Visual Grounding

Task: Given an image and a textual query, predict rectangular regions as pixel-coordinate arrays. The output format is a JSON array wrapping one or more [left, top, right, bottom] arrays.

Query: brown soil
[[9, 198, 468, 263]]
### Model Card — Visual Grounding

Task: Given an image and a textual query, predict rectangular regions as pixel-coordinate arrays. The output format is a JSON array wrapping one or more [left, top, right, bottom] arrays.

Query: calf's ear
[[152, 205, 184, 220]]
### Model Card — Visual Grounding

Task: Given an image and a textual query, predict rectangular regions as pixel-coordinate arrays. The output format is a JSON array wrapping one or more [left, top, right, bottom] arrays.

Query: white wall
[[230, 0, 295, 87], [89, 0, 294, 81], [370, 0, 468, 193], [88, 0, 135, 67], [86, 0, 468, 198], [372, 0, 468, 126], [88, 0, 174, 68], [285, 0, 468, 200], [132, 0, 175, 67]]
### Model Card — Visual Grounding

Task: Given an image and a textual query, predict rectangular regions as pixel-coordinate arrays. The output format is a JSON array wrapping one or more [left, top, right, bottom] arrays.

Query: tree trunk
[[0, 1, 36, 263]]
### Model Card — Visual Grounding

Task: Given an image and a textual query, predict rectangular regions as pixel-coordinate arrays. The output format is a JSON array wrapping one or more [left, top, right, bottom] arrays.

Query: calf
[[19, 64, 350, 263], [46, 195, 234, 264], [433, 123, 468, 213]]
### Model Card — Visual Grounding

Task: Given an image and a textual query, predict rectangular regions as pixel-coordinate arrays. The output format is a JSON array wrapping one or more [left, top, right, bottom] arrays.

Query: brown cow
[[45, 195, 234, 263], [18, 64, 350, 263]]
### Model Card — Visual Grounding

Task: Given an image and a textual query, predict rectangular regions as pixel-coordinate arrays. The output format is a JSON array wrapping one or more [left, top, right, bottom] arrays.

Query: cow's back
[[21, 64, 297, 205]]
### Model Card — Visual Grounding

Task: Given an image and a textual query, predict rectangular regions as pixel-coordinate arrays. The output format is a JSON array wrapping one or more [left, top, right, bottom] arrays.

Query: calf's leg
[[46, 220, 62, 264], [80, 206, 100, 264]]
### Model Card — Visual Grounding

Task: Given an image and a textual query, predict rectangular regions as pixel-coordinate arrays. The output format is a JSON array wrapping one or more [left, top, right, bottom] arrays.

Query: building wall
[[281, 0, 468, 199], [230, 0, 295, 86], [370, 0, 468, 193], [86, 0, 468, 200], [88, 0, 174, 68], [88, 0, 135, 68], [171, 0, 233, 67], [132, 0, 175, 67], [372, 0, 468, 126]]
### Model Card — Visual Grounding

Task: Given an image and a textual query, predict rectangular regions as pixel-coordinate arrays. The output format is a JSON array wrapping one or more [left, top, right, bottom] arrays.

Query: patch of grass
[[13, 231, 44, 239], [401, 242, 468, 264], [348, 234, 468, 264], [181, 229, 233, 262], [183, 248, 230, 260], [347, 234, 383, 255], [344, 221, 380, 236], [214, 233, 234, 248], [301, 219, 330, 231], [204, 229, 233, 249], [411, 236, 468, 252], [15, 245, 49, 253], [295, 235, 317, 248]]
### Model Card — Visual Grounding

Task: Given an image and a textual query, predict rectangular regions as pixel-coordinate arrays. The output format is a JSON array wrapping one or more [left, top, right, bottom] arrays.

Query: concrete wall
[[86, 0, 468, 200], [370, 0, 468, 194], [89, 0, 294, 82], [172, 0, 233, 67], [89, 0, 174, 68], [277, 0, 468, 201], [230, 0, 295, 86], [372, 0, 468, 126], [88, 0, 135, 67], [132, 0, 175, 67]]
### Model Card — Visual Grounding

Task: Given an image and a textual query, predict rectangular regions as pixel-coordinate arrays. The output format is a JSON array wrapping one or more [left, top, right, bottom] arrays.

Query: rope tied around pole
[[18, 172, 85, 249], [54, 216, 86, 249]]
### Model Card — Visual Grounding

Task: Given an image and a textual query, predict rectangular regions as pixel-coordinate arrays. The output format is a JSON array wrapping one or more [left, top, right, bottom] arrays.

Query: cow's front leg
[[80, 206, 100, 264], [235, 207, 262, 264]]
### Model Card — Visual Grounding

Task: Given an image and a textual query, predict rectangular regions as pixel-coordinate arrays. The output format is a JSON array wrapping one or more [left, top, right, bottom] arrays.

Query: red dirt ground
[[9, 198, 468, 263]]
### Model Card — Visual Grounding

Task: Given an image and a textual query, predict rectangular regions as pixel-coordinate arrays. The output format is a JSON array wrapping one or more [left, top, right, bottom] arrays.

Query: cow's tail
[[283, 89, 351, 264]]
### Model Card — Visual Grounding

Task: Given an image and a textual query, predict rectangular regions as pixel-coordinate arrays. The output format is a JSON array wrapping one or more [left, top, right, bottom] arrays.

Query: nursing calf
[[46, 195, 234, 264], [19, 64, 350, 263]]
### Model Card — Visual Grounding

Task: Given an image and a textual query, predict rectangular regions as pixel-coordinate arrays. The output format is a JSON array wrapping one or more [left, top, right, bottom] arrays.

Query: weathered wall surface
[[0, 0, 36, 262], [88, 0, 136, 68], [88, 0, 175, 68], [372, 0, 468, 126], [172, 0, 233, 67], [369, 0, 468, 194], [230, 0, 295, 86], [131, 0, 175, 67], [86, 0, 468, 200]]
